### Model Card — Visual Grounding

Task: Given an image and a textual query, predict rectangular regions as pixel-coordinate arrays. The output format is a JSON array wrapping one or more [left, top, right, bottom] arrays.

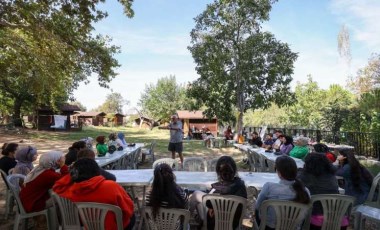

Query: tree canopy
[[187, 0, 297, 133], [93, 92, 128, 114], [0, 0, 134, 125], [139, 75, 191, 122]]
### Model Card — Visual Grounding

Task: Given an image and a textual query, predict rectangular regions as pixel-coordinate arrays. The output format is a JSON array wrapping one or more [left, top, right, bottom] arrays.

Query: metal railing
[[244, 126, 380, 160]]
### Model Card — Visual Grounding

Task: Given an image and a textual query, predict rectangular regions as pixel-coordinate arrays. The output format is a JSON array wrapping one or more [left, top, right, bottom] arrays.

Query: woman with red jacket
[[20, 150, 68, 213], [53, 158, 135, 230]]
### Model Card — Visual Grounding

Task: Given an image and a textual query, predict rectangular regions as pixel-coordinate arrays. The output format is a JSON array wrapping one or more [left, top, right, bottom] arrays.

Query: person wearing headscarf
[[117, 132, 127, 146], [20, 151, 68, 213], [12, 146, 38, 175], [0, 143, 18, 175]]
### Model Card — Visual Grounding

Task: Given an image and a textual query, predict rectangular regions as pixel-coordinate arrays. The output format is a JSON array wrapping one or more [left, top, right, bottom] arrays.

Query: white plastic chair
[[202, 194, 247, 230], [353, 172, 380, 230], [142, 141, 156, 163], [7, 174, 57, 230], [251, 150, 263, 172], [143, 206, 190, 230], [0, 169, 14, 219], [304, 194, 355, 230], [207, 158, 219, 172], [183, 157, 207, 172], [50, 192, 81, 230], [76, 202, 123, 230], [258, 199, 310, 230], [247, 150, 261, 172], [152, 158, 179, 171]]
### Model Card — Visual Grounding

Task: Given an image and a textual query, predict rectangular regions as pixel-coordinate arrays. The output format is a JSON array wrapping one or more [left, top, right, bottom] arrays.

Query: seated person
[[108, 133, 123, 153], [0, 143, 18, 175], [65, 141, 87, 166], [53, 158, 135, 230], [272, 130, 283, 150], [289, 137, 309, 160], [336, 149, 373, 205], [248, 132, 263, 147], [224, 126, 234, 140], [96, 135, 108, 157], [117, 132, 128, 147], [20, 151, 68, 213], [279, 135, 294, 155], [189, 156, 247, 229], [255, 156, 310, 229], [77, 149, 116, 181], [262, 134, 274, 149], [146, 163, 188, 218], [12, 146, 38, 175], [313, 143, 336, 163], [298, 153, 347, 230], [187, 129, 193, 140]]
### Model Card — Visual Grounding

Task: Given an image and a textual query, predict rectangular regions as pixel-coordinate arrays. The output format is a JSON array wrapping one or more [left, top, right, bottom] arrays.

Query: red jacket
[[20, 165, 69, 212], [53, 175, 134, 230]]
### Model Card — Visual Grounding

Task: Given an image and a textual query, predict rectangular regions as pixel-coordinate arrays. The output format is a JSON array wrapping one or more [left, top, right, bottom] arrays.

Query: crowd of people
[[0, 125, 376, 230]]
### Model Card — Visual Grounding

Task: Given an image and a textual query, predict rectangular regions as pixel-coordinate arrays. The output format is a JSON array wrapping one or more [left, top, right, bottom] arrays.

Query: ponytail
[[292, 178, 310, 204]]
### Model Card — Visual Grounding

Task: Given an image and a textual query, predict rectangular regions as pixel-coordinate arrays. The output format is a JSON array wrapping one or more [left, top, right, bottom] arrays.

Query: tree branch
[[0, 19, 29, 28]]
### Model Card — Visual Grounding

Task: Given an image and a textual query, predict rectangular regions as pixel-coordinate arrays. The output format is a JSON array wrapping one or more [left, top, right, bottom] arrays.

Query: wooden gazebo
[[177, 110, 218, 138]]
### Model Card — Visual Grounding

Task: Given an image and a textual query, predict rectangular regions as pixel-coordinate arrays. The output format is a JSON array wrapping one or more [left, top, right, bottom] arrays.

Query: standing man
[[159, 114, 184, 163]]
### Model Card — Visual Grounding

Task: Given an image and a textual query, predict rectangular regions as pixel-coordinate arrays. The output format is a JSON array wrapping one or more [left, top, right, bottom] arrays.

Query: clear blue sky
[[73, 0, 380, 112]]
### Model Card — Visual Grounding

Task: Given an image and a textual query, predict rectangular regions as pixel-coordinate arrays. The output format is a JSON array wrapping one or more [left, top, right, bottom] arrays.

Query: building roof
[[75, 111, 106, 117], [177, 110, 216, 119], [38, 104, 81, 112]]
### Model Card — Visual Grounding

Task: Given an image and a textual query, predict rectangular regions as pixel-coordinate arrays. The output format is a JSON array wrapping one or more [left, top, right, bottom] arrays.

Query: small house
[[37, 104, 81, 131], [177, 110, 218, 138], [74, 112, 106, 126]]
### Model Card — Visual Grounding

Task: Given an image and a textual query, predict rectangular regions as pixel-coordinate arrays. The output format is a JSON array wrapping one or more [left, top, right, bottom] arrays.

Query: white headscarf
[[24, 151, 64, 184]]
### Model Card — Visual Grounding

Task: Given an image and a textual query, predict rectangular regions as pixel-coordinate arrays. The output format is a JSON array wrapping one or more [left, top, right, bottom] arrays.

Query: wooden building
[[113, 113, 125, 126], [74, 112, 106, 126], [37, 104, 81, 131], [177, 110, 218, 138]]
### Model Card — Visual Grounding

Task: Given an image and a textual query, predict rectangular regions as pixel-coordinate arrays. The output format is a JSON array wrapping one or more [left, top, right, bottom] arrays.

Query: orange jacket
[[53, 175, 134, 230]]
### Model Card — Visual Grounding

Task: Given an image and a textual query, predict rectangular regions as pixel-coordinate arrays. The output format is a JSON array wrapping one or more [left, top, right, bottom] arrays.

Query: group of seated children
[[95, 132, 128, 157]]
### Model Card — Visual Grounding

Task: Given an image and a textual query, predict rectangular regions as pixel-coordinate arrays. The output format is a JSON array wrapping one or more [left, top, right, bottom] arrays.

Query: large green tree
[[93, 92, 128, 114], [139, 75, 190, 122], [0, 0, 133, 125], [187, 0, 297, 134]]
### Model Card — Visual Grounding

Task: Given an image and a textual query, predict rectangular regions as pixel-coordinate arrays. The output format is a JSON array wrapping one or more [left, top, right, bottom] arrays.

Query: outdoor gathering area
[[2, 0, 380, 229]]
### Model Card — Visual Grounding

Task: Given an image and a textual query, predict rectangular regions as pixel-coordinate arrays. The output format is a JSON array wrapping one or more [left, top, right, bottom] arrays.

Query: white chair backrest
[[183, 157, 207, 172], [367, 172, 380, 206], [207, 158, 219, 172], [0, 169, 10, 189], [6, 174, 26, 214], [51, 192, 81, 230], [304, 194, 355, 230], [251, 150, 263, 172], [144, 206, 190, 230], [202, 194, 247, 230], [76, 202, 123, 230], [259, 199, 310, 230], [152, 158, 179, 171]]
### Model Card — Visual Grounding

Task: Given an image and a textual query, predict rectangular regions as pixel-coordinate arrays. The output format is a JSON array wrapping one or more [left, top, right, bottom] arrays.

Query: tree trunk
[[13, 98, 23, 126], [237, 110, 244, 136]]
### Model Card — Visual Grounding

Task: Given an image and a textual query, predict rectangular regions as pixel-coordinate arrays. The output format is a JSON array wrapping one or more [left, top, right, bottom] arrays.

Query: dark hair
[[77, 149, 96, 160], [96, 136, 105, 144], [282, 135, 294, 146], [304, 153, 336, 176], [276, 156, 310, 204], [109, 133, 117, 141], [275, 130, 283, 134], [70, 158, 100, 183], [313, 143, 329, 153], [266, 133, 273, 138], [216, 156, 237, 182], [72, 141, 87, 150], [150, 163, 185, 219], [338, 149, 371, 191], [252, 131, 258, 136], [1, 143, 18, 156]]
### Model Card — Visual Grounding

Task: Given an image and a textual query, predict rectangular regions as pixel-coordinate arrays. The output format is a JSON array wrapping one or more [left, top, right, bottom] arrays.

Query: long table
[[234, 144, 305, 168], [95, 143, 144, 168]]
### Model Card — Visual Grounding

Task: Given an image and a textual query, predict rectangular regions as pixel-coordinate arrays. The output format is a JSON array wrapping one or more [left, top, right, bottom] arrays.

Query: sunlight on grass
[[26, 126, 246, 164]]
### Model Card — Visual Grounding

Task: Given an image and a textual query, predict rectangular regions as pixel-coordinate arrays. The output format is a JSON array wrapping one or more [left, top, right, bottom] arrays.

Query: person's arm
[[255, 183, 270, 211]]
